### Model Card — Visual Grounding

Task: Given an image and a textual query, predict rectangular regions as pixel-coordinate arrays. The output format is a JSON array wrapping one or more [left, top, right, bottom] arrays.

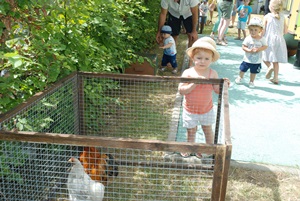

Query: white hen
[[67, 157, 105, 201]]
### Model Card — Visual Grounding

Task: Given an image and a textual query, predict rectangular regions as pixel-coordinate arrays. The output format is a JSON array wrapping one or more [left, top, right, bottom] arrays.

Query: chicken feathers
[[79, 147, 119, 186], [67, 157, 105, 201]]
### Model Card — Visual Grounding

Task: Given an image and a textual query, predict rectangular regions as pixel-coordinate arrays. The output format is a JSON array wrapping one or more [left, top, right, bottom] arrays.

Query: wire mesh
[[0, 74, 79, 135], [78, 73, 224, 144], [0, 72, 231, 201]]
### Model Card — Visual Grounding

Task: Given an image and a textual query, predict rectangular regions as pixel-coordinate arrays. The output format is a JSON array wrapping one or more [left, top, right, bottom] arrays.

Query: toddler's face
[[192, 49, 213, 69], [161, 33, 171, 39], [248, 26, 262, 38], [243, 0, 250, 5]]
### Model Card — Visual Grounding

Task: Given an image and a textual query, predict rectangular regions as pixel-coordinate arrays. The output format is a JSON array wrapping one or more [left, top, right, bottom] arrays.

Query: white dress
[[262, 13, 288, 63]]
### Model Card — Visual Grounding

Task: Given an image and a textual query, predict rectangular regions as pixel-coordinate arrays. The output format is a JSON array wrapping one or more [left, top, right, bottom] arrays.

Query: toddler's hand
[[224, 78, 230, 87]]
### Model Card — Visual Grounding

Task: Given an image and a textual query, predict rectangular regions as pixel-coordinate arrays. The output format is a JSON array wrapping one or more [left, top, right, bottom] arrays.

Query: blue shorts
[[237, 21, 246, 30], [240, 61, 261, 74], [167, 13, 193, 36], [161, 54, 178, 68], [199, 16, 207, 24]]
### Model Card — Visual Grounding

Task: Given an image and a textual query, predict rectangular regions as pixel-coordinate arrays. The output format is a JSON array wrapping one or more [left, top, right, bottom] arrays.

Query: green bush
[[0, 0, 160, 114]]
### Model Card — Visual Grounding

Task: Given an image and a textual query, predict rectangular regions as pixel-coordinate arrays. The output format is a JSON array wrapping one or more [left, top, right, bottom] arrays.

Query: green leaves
[[0, 0, 160, 114]]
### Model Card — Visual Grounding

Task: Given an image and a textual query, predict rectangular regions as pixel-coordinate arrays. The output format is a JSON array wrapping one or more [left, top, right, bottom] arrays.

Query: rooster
[[67, 157, 105, 201], [79, 147, 119, 186]]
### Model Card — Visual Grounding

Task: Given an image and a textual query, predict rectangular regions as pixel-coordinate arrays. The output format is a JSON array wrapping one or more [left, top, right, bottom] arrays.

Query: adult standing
[[217, 0, 236, 46], [264, 0, 271, 15], [156, 0, 199, 48]]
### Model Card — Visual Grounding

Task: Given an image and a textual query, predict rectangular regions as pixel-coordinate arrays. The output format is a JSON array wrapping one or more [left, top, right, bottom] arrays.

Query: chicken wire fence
[[0, 72, 232, 201]]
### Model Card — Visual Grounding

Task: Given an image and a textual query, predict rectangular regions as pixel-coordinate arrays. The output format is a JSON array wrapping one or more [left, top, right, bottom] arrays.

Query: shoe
[[234, 37, 241, 40], [265, 67, 274, 79], [223, 37, 228, 44], [270, 78, 279, 84], [180, 152, 190, 158], [172, 69, 177, 74], [235, 77, 243, 84], [249, 82, 255, 88], [229, 25, 233, 28], [217, 40, 227, 46], [210, 33, 215, 40], [160, 67, 165, 72]]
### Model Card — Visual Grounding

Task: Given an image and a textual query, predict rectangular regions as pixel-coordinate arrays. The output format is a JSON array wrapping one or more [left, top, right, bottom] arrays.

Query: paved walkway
[[215, 37, 299, 167], [181, 36, 300, 168]]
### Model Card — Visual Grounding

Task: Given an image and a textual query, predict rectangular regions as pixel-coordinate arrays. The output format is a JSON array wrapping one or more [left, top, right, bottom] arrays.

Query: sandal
[[265, 67, 274, 79], [180, 152, 190, 158], [270, 78, 279, 85]]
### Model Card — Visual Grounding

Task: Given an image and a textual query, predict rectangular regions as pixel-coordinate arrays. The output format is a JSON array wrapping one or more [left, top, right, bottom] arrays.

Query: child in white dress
[[262, 0, 288, 84]]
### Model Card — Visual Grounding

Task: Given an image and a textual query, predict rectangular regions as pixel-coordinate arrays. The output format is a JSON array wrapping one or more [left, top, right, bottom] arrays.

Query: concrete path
[[211, 37, 300, 168]]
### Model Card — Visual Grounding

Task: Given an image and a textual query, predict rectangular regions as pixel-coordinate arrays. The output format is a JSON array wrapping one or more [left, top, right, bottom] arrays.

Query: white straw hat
[[186, 37, 220, 62]]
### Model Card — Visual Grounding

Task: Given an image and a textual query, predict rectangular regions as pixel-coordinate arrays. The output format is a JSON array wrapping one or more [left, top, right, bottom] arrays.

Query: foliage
[[0, 0, 160, 114]]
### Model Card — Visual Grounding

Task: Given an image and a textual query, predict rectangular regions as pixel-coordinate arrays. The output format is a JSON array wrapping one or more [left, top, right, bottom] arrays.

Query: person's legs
[[218, 18, 230, 44], [242, 29, 246, 39], [217, 1, 232, 45], [179, 126, 197, 157], [271, 62, 279, 83], [264, 60, 271, 68], [182, 16, 195, 47], [187, 127, 197, 143], [201, 125, 214, 144], [167, 13, 181, 45], [239, 71, 245, 78], [264, 60, 274, 79], [160, 54, 168, 71], [199, 16, 207, 34], [250, 73, 256, 82], [235, 61, 249, 83], [230, 14, 236, 27]]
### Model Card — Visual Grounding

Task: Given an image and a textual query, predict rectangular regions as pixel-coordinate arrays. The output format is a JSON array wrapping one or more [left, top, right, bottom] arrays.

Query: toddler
[[159, 25, 178, 74], [178, 37, 230, 158], [235, 17, 268, 88], [234, 0, 252, 40]]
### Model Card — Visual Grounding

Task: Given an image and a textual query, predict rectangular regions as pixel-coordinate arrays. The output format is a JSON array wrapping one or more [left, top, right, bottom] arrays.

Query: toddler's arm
[[159, 42, 173, 49]]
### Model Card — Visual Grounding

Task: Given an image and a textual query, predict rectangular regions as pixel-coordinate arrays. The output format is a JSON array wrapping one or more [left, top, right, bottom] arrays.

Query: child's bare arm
[[178, 82, 197, 95], [242, 44, 252, 52], [159, 42, 173, 49]]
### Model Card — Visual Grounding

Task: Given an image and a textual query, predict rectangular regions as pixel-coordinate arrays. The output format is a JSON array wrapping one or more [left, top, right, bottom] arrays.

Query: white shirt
[[199, 3, 209, 17], [243, 36, 267, 64], [161, 0, 199, 19]]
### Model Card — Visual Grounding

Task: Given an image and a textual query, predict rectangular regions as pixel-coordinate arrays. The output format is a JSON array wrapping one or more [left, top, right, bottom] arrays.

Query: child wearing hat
[[235, 17, 268, 88], [159, 25, 178, 74], [178, 37, 230, 158]]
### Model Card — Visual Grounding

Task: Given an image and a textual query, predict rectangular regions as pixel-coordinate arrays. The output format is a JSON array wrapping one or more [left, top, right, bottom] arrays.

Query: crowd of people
[[156, 0, 287, 157], [157, 0, 287, 85]]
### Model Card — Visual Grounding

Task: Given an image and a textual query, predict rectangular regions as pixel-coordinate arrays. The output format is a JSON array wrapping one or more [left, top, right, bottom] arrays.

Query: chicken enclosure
[[0, 72, 232, 201]]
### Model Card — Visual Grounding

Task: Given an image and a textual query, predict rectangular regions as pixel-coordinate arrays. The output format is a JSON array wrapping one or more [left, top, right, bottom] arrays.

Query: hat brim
[[186, 45, 220, 62], [248, 24, 263, 28], [161, 31, 172, 34]]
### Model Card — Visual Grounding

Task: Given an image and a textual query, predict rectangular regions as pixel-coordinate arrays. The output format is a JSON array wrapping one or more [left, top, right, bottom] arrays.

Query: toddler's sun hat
[[186, 37, 220, 62], [161, 25, 172, 34], [248, 17, 263, 28]]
